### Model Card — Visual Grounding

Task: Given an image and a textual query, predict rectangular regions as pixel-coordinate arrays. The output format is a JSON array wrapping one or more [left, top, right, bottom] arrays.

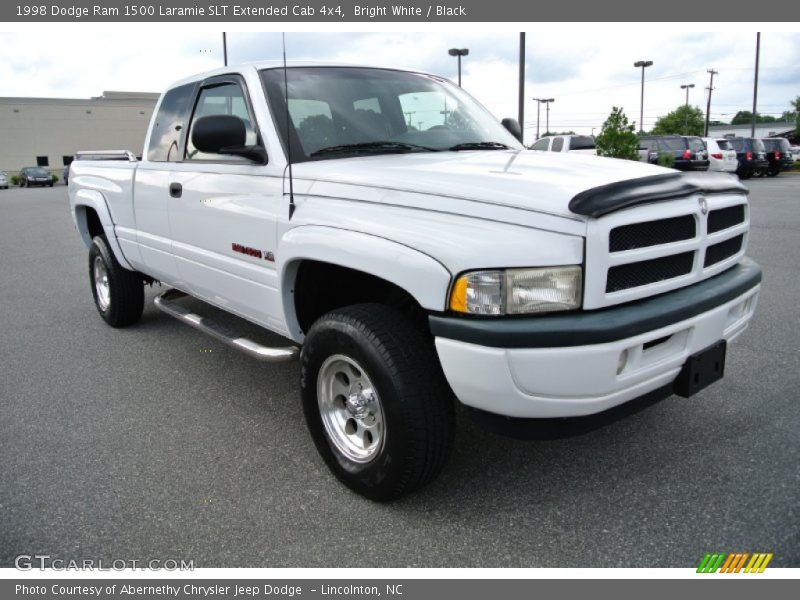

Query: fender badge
[[698, 197, 708, 215]]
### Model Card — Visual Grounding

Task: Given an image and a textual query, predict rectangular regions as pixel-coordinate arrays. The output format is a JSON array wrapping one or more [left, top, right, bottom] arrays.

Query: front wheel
[[88, 235, 144, 327], [301, 304, 455, 501]]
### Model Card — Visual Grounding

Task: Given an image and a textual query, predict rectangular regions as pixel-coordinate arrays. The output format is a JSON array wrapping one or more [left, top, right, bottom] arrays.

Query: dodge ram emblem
[[698, 197, 708, 215]]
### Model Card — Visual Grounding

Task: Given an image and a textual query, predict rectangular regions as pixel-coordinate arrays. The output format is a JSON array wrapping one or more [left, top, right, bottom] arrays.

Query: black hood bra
[[569, 172, 749, 218]]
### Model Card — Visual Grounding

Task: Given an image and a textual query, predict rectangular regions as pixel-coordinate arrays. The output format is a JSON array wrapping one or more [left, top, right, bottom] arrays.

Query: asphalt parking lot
[[1, 176, 798, 568]]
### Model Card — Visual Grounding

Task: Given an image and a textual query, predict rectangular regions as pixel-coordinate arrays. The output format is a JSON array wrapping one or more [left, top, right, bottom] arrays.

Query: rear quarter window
[[660, 137, 686, 152], [569, 135, 595, 150]]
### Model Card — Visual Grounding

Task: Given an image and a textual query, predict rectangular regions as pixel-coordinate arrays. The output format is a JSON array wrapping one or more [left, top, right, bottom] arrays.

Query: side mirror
[[192, 115, 246, 153], [191, 115, 267, 163], [501, 118, 523, 143]]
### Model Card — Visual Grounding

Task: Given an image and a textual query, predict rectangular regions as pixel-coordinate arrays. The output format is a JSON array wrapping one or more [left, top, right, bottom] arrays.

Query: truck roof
[[165, 61, 434, 92]]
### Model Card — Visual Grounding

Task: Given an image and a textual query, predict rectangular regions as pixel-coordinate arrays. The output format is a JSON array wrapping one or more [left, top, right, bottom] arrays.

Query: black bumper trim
[[429, 258, 761, 349]]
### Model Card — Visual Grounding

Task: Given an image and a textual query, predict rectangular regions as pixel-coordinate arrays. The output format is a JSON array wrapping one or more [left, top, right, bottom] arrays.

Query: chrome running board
[[154, 289, 299, 363]]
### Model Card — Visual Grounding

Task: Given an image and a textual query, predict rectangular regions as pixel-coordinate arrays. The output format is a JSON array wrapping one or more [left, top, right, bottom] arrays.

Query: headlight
[[449, 266, 582, 315]]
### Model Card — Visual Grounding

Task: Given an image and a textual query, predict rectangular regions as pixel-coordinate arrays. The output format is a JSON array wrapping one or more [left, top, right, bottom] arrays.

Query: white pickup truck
[[69, 62, 761, 500]]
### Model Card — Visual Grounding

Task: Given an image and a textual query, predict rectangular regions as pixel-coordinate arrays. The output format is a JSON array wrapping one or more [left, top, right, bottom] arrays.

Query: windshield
[[261, 67, 522, 162], [29, 168, 49, 176], [716, 140, 732, 150]]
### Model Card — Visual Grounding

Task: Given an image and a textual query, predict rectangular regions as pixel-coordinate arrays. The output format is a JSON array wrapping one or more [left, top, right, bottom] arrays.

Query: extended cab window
[[185, 82, 258, 161], [551, 137, 564, 152], [148, 83, 195, 162], [531, 138, 549, 151]]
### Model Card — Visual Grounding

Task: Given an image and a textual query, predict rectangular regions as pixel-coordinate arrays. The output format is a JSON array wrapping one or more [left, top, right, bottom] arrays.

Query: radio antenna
[[282, 32, 296, 220]]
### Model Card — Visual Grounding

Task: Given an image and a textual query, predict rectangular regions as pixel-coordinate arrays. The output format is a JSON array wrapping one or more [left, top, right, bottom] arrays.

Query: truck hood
[[291, 149, 672, 220]]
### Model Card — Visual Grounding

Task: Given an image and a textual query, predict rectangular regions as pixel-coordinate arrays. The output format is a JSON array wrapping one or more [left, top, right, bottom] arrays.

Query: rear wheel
[[88, 235, 144, 327], [301, 303, 455, 501]]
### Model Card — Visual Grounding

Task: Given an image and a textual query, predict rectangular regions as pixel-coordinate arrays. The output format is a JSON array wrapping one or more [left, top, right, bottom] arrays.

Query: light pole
[[223, 32, 228, 66], [752, 32, 761, 138], [634, 60, 653, 134], [680, 83, 695, 108], [680, 83, 695, 134], [448, 48, 469, 87]]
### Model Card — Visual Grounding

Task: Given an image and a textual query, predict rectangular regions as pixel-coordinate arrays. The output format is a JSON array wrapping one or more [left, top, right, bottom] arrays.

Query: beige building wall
[[0, 91, 159, 175]]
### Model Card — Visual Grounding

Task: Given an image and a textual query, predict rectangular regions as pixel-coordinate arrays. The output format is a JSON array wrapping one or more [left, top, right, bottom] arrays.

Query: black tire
[[88, 235, 144, 327], [766, 168, 779, 177], [738, 171, 751, 180], [48, 182, 53, 187], [300, 303, 455, 501]]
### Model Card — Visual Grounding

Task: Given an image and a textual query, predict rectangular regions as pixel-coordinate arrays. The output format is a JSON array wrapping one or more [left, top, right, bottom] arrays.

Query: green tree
[[651, 105, 705, 136], [791, 96, 800, 135], [594, 107, 640, 160], [731, 110, 776, 125]]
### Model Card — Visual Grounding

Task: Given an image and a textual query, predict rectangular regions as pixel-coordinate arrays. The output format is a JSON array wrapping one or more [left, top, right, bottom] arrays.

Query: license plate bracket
[[674, 340, 727, 398]]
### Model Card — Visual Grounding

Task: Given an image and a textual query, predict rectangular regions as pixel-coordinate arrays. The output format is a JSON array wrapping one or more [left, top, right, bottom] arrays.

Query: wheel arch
[[71, 188, 135, 270], [279, 226, 452, 341]]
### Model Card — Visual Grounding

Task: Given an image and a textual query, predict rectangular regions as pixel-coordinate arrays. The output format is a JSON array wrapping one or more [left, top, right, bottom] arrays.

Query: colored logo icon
[[697, 552, 773, 573]]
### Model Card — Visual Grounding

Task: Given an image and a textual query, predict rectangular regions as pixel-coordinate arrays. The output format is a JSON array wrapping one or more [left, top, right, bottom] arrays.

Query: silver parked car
[[0, 171, 8, 189]]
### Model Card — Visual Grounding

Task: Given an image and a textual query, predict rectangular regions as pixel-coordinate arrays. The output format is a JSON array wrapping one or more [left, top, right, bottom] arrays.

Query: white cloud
[[1, 29, 797, 143]]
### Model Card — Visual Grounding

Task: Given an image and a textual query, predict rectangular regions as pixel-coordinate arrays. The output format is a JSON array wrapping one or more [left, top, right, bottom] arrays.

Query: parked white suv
[[68, 63, 761, 499], [703, 138, 738, 173], [530, 134, 597, 155]]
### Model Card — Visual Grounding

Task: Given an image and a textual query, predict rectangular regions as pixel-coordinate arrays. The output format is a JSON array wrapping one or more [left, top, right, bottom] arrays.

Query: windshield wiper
[[310, 141, 439, 158], [448, 142, 510, 151]]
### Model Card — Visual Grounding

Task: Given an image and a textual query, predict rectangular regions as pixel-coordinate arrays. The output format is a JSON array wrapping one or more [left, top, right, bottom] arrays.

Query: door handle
[[169, 182, 182, 198]]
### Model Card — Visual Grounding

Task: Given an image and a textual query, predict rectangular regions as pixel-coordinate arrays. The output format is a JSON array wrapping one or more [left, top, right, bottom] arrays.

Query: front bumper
[[430, 259, 761, 418]]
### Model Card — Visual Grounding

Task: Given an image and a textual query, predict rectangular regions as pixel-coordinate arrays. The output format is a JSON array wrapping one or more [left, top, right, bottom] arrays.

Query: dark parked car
[[759, 138, 794, 177], [639, 135, 709, 171], [19, 167, 54, 187], [728, 138, 768, 180]]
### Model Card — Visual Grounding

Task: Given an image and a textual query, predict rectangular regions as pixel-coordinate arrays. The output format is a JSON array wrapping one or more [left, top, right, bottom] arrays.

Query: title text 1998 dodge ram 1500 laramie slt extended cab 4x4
[[69, 63, 761, 500]]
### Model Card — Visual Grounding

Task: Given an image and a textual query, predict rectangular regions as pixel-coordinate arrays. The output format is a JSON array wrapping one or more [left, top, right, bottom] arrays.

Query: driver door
[[166, 75, 287, 333]]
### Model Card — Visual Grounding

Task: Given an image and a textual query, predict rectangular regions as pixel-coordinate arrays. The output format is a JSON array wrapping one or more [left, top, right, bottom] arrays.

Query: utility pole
[[223, 32, 228, 66], [544, 98, 554, 136], [518, 33, 525, 144], [532, 98, 542, 140], [751, 32, 760, 138], [704, 69, 718, 137]]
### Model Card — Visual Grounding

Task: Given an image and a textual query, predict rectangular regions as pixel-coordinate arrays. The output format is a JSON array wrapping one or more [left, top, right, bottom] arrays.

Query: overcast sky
[[1, 30, 797, 142]]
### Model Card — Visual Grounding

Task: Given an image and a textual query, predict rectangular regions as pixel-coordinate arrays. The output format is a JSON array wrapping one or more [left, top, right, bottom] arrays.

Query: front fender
[[279, 226, 452, 339], [71, 188, 135, 271]]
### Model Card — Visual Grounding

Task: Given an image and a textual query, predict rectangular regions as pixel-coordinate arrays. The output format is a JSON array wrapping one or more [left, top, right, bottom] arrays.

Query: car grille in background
[[707, 205, 745, 234], [609, 215, 696, 252], [704, 234, 744, 267], [606, 252, 695, 293]]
